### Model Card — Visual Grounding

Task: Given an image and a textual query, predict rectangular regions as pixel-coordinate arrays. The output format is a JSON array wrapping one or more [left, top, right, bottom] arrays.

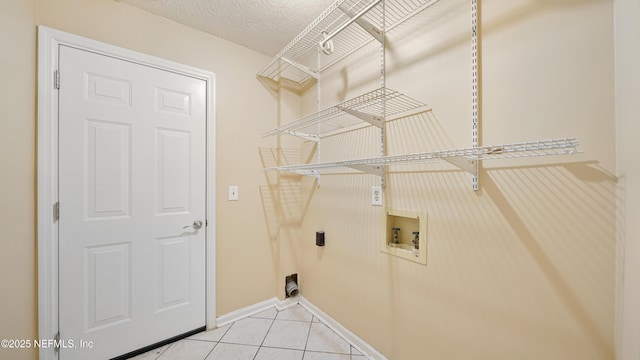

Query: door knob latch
[[183, 220, 203, 230]]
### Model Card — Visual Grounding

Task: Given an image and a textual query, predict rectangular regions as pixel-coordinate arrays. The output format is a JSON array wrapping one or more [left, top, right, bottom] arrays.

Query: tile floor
[[130, 304, 368, 360]]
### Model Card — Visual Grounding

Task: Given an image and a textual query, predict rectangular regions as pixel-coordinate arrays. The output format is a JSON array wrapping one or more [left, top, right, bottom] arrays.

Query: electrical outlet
[[228, 186, 239, 201], [372, 186, 383, 206]]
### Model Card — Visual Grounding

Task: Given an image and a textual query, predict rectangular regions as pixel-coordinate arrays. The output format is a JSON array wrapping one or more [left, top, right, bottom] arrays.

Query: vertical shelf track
[[471, 0, 480, 191], [315, 0, 388, 187], [379, 0, 386, 188], [315, 42, 323, 186]]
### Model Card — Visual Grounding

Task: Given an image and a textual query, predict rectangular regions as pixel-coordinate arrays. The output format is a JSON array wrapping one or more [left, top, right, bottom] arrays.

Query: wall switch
[[372, 186, 383, 206], [228, 186, 239, 201]]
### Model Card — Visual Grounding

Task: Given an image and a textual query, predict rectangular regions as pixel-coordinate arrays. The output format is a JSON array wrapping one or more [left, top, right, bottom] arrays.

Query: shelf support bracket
[[338, 3, 384, 44], [280, 57, 319, 80], [283, 131, 320, 142], [443, 157, 478, 176], [346, 164, 385, 187], [336, 106, 383, 128], [320, 0, 383, 50], [285, 169, 320, 180]]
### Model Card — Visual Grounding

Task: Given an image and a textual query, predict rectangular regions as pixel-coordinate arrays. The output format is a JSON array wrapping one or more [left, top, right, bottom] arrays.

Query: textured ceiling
[[117, 0, 336, 56]]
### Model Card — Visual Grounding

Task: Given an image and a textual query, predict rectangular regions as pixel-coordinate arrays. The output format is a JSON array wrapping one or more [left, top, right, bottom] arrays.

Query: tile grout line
[[255, 305, 315, 359], [202, 341, 217, 360], [151, 304, 367, 360], [302, 315, 314, 359], [251, 307, 278, 360], [299, 301, 373, 359], [153, 343, 170, 360], [205, 316, 258, 359], [202, 321, 235, 360]]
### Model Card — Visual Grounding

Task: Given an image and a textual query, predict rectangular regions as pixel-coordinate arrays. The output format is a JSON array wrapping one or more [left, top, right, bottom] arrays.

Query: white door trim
[[37, 26, 217, 360]]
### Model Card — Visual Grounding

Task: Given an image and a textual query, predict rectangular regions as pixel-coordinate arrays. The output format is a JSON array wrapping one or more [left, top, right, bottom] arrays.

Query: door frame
[[37, 26, 217, 360]]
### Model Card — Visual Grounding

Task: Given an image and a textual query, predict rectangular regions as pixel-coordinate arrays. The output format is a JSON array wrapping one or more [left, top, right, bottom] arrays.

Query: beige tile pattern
[[128, 305, 371, 360], [188, 324, 231, 342], [262, 319, 311, 350], [276, 304, 314, 322], [305, 323, 352, 355], [251, 307, 279, 320], [303, 352, 351, 360], [156, 340, 216, 360], [255, 346, 304, 360], [220, 317, 273, 346], [205, 343, 259, 360]]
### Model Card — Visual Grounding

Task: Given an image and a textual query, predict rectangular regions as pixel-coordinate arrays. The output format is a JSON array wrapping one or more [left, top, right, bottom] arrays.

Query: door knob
[[183, 220, 203, 230]]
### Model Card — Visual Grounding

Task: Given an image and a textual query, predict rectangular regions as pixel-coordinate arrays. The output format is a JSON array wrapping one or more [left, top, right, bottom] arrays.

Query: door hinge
[[54, 331, 60, 353], [53, 202, 60, 222], [54, 70, 60, 89]]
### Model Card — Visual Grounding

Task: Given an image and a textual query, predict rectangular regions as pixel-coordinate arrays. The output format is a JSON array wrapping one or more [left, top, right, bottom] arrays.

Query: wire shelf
[[263, 87, 427, 139], [264, 138, 580, 175], [258, 0, 581, 189], [257, 0, 441, 85]]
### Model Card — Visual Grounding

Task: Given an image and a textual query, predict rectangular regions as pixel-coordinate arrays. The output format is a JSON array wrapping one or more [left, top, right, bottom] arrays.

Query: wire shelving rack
[[258, 0, 581, 189], [262, 87, 428, 140], [257, 0, 441, 88], [263, 138, 581, 180]]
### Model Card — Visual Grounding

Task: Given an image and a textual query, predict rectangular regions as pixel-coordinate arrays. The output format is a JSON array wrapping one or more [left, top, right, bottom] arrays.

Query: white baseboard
[[215, 297, 278, 327], [275, 295, 301, 311], [214, 295, 387, 360], [299, 296, 389, 360]]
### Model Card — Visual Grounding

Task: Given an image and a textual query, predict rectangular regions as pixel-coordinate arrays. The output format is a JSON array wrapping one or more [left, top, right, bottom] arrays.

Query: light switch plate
[[372, 186, 383, 206], [229, 186, 239, 201]]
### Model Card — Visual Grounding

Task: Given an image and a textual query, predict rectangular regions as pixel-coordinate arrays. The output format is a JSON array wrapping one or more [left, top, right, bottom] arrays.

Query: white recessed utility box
[[381, 209, 427, 265]]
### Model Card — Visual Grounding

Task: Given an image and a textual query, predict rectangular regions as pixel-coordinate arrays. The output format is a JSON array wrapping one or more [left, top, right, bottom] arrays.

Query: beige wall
[[0, 0, 627, 359], [615, 0, 640, 359], [0, 1, 38, 360], [1, 0, 277, 359], [287, 0, 616, 359]]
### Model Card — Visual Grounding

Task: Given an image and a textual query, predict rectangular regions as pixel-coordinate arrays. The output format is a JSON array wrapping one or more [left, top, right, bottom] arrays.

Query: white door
[[58, 45, 207, 360]]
